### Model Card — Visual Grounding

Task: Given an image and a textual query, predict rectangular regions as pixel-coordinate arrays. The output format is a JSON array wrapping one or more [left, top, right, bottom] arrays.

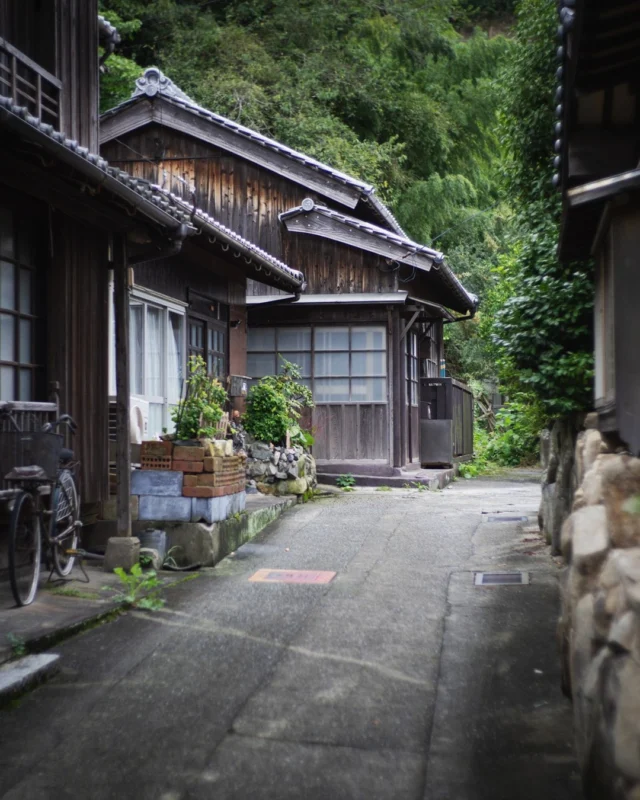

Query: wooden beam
[[113, 235, 132, 538], [101, 100, 362, 210], [400, 310, 421, 341], [283, 212, 435, 271]]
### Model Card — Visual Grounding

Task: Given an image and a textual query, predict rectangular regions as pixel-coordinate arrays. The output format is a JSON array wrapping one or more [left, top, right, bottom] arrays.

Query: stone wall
[[539, 413, 586, 553], [557, 420, 640, 799], [245, 441, 317, 496]]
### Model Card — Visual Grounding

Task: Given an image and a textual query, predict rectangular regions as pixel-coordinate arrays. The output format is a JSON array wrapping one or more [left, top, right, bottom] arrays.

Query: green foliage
[[486, 0, 594, 416], [244, 359, 314, 445], [171, 355, 228, 440], [481, 397, 543, 466], [107, 563, 166, 611], [403, 482, 427, 492], [376, 485, 392, 492], [6, 633, 27, 658], [335, 474, 356, 490]]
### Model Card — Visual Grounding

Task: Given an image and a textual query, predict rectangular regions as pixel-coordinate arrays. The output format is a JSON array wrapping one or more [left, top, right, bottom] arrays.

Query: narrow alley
[[0, 475, 580, 800]]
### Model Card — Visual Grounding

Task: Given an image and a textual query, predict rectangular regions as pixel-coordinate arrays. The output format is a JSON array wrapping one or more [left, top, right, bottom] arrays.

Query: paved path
[[0, 477, 581, 799]]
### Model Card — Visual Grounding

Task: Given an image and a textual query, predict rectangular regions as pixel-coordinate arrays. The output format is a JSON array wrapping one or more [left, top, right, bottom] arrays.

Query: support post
[[113, 235, 131, 537]]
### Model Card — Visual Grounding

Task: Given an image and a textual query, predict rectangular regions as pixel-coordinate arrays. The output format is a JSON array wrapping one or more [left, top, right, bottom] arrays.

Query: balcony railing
[[0, 37, 61, 129]]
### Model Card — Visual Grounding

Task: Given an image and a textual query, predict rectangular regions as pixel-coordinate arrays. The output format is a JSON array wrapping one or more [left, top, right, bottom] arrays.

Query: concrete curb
[[0, 653, 60, 705]]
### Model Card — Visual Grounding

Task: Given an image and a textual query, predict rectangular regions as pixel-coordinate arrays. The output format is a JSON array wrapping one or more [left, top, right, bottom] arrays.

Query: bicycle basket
[[0, 430, 63, 482]]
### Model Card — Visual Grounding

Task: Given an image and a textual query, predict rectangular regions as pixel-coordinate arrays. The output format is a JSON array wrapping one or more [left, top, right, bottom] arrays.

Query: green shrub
[[171, 355, 228, 440], [244, 358, 314, 446], [243, 382, 291, 444]]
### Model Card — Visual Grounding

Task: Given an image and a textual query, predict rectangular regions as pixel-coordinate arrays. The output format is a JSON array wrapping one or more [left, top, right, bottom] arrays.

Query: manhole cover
[[249, 569, 336, 584], [485, 515, 529, 523], [474, 572, 530, 586]]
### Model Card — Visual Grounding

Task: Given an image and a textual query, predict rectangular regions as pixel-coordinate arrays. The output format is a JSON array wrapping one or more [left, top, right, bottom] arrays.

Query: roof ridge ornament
[[132, 67, 195, 104]]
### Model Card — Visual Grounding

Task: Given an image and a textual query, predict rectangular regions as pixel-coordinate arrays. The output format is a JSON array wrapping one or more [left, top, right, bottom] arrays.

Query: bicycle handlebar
[[42, 415, 78, 435]]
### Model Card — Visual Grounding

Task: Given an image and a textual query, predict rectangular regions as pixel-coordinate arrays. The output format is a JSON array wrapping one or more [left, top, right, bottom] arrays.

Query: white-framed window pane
[[148, 403, 164, 438], [278, 352, 311, 377], [130, 303, 144, 396], [19, 368, 32, 400], [19, 319, 31, 363], [0, 209, 13, 258], [248, 327, 275, 351], [351, 327, 385, 350], [167, 312, 183, 405], [248, 352, 276, 377], [19, 269, 31, 314], [314, 352, 349, 377], [0, 261, 15, 310], [0, 313, 14, 360], [315, 327, 349, 351], [314, 378, 349, 402], [0, 365, 15, 399], [351, 377, 386, 402], [351, 351, 386, 377], [277, 327, 311, 350], [146, 307, 163, 397]]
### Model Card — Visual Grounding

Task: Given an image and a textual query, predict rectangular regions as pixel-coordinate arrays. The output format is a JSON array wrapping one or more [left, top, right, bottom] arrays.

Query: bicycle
[[0, 406, 82, 606]]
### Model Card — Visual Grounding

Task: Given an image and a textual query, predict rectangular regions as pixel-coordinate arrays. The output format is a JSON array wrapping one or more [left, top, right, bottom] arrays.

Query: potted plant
[[172, 355, 229, 444]]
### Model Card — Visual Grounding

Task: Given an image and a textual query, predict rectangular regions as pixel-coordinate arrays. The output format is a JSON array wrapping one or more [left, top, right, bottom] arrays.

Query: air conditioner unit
[[130, 396, 149, 444], [108, 395, 149, 444]]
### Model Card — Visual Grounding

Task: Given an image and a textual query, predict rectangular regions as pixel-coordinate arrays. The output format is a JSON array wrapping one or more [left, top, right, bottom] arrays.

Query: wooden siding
[[49, 211, 109, 504], [312, 404, 388, 461], [58, 0, 99, 151], [133, 254, 233, 306], [102, 126, 399, 297], [0, 1, 99, 151], [611, 200, 640, 456]]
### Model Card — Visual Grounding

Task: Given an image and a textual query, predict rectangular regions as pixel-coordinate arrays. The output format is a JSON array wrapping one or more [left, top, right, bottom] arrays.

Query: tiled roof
[[281, 201, 477, 312], [0, 96, 304, 289], [101, 67, 408, 237]]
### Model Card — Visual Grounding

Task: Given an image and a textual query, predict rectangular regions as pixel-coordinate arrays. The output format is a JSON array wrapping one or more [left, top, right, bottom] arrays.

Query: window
[[188, 294, 228, 380], [247, 325, 386, 403], [109, 285, 186, 437], [0, 205, 41, 401], [406, 332, 418, 406]]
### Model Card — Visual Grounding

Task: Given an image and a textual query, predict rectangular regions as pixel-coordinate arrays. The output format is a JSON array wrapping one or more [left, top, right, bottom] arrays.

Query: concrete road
[[0, 475, 581, 799]]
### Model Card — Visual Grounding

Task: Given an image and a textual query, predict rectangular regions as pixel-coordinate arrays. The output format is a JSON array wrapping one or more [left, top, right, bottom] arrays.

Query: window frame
[[247, 324, 388, 405], [0, 205, 42, 401], [108, 282, 187, 436]]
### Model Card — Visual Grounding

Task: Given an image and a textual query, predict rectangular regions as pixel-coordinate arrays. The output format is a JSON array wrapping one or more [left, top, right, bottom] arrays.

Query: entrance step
[[317, 466, 457, 491]]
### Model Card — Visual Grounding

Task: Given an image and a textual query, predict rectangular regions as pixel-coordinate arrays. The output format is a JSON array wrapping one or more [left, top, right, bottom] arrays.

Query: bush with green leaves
[[243, 358, 314, 446], [171, 355, 228, 440], [106, 564, 165, 611]]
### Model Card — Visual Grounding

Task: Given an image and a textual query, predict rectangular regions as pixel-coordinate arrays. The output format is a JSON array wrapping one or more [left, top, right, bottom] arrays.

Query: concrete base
[[103, 537, 140, 572], [317, 465, 457, 490], [131, 494, 298, 568]]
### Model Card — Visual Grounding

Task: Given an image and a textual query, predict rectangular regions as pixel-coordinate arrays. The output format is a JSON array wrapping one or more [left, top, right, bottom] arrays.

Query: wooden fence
[[420, 377, 474, 459], [0, 37, 61, 128]]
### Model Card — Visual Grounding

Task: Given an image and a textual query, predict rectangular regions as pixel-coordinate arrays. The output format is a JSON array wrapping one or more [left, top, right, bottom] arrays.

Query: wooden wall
[[102, 125, 399, 297], [611, 200, 640, 456], [49, 211, 109, 504], [0, 0, 100, 150], [313, 404, 389, 461]]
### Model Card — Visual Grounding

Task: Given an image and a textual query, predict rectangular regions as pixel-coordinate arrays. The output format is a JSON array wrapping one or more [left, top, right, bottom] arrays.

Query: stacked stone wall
[[555, 416, 640, 799], [244, 441, 317, 496]]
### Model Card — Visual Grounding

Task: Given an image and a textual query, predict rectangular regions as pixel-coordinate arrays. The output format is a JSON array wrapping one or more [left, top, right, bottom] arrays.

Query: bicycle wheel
[[9, 491, 42, 606], [50, 470, 80, 577]]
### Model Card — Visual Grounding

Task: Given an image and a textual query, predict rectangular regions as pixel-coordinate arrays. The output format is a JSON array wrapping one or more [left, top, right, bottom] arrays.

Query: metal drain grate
[[485, 515, 529, 523], [474, 572, 530, 586]]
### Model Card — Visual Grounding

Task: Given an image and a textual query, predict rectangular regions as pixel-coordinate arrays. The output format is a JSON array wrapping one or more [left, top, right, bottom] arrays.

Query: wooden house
[[0, 5, 303, 534], [555, 0, 640, 455], [101, 68, 477, 476]]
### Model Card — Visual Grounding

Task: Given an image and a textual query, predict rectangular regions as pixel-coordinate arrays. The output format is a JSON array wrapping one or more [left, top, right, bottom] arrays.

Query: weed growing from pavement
[[335, 474, 356, 491], [104, 564, 166, 611], [6, 633, 27, 658], [376, 486, 392, 492], [403, 482, 427, 492]]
